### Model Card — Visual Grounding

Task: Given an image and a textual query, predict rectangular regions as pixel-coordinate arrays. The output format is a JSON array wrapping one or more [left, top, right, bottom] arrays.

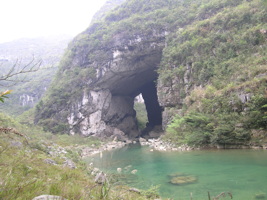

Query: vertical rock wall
[[68, 89, 138, 139], [60, 31, 167, 139]]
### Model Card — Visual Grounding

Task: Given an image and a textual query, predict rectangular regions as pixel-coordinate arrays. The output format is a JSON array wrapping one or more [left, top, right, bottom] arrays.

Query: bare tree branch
[[0, 56, 42, 87]]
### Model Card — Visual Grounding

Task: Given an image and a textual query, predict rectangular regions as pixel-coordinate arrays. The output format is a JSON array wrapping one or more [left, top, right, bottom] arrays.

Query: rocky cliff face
[[47, 30, 166, 139], [19, 94, 38, 107], [36, 0, 267, 145]]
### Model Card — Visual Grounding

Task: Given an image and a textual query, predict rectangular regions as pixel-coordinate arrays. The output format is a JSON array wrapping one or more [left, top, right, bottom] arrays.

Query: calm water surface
[[86, 144, 267, 200]]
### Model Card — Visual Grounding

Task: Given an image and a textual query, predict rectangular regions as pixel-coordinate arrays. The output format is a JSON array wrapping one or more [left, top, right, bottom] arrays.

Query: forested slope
[[35, 0, 267, 147], [158, 0, 267, 147], [0, 35, 72, 115]]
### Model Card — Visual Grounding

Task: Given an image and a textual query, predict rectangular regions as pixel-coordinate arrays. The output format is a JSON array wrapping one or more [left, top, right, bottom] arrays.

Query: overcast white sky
[[0, 0, 106, 43]]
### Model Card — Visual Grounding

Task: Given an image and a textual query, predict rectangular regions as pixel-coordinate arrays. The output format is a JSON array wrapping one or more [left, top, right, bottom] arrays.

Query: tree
[[0, 57, 42, 103]]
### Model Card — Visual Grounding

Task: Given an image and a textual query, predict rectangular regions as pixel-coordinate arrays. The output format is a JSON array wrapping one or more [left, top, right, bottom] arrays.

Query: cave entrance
[[134, 81, 163, 137], [99, 46, 164, 138]]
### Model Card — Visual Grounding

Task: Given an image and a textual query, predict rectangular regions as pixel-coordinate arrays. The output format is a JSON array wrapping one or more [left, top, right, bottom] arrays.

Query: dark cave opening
[[134, 80, 163, 136], [104, 55, 164, 138], [140, 81, 162, 127]]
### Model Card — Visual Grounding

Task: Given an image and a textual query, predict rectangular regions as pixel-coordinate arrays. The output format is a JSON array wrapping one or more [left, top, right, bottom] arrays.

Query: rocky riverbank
[[80, 137, 267, 159], [138, 137, 267, 151], [80, 140, 133, 157], [139, 137, 194, 151], [80, 137, 194, 158], [80, 136, 198, 158]]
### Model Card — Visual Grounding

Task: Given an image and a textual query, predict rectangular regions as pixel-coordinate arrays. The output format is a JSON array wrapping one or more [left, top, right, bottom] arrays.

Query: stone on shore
[[63, 159, 76, 169], [117, 167, 122, 173], [32, 195, 67, 200], [44, 158, 57, 165], [131, 169, 138, 174], [94, 172, 107, 184]]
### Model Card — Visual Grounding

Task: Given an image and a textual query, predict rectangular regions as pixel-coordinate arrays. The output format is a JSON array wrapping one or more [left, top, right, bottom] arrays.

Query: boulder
[[10, 141, 23, 148], [168, 173, 197, 185], [117, 168, 122, 173], [91, 167, 100, 175], [94, 172, 107, 184], [254, 193, 266, 199], [32, 195, 66, 200], [63, 160, 76, 169], [44, 159, 57, 165], [131, 169, 138, 174]]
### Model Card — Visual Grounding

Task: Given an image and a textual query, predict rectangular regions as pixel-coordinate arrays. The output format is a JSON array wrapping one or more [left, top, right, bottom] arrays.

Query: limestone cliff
[[35, 0, 267, 146]]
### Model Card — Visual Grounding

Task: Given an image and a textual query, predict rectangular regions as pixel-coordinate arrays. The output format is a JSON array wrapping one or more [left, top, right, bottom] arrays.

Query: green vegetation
[[92, 0, 127, 22], [32, 0, 266, 145], [0, 90, 11, 103], [0, 36, 71, 115], [160, 0, 267, 147], [164, 84, 267, 146], [2, 0, 267, 198], [0, 0, 267, 198], [134, 102, 148, 130], [0, 113, 159, 200]]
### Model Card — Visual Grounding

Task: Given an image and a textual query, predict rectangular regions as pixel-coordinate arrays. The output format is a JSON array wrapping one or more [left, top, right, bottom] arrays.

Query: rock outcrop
[[32, 195, 67, 200], [35, 0, 267, 145], [36, 18, 166, 138], [67, 32, 165, 138]]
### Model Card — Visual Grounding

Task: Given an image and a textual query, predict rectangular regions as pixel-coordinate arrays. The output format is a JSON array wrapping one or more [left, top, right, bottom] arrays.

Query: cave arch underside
[[94, 49, 163, 139], [68, 34, 166, 140]]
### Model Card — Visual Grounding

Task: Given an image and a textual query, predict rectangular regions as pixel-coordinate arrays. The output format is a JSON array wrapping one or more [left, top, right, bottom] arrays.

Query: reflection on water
[[85, 144, 267, 200]]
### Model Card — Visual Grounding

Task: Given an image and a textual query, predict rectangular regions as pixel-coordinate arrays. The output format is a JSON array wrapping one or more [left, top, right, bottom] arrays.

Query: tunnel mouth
[[134, 80, 163, 138], [98, 46, 164, 139], [104, 68, 164, 139]]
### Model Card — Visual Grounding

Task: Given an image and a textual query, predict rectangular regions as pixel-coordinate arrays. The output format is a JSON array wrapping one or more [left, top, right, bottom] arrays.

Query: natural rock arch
[[66, 32, 166, 139]]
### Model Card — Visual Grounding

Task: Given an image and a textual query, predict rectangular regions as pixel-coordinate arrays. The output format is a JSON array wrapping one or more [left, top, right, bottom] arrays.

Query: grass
[[0, 112, 160, 200]]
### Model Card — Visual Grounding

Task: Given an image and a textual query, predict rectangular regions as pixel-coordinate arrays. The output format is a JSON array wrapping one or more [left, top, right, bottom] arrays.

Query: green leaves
[[262, 0, 267, 7], [0, 90, 12, 103]]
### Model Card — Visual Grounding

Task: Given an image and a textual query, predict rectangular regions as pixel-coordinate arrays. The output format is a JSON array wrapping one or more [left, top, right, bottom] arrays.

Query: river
[[86, 144, 267, 200]]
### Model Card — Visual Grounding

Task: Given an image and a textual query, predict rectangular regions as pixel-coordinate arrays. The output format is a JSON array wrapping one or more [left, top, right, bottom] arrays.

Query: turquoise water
[[87, 144, 267, 200]]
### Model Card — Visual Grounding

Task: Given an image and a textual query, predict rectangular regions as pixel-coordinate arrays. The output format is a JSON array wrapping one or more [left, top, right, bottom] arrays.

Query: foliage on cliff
[[160, 0, 267, 146], [35, 0, 266, 146], [92, 0, 127, 22]]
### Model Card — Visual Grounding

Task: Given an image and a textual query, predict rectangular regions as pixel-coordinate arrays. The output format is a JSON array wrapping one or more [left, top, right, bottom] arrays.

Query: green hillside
[[0, 35, 72, 115], [0, 112, 156, 200], [35, 0, 267, 147], [158, 0, 267, 147], [0, 0, 267, 199]]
